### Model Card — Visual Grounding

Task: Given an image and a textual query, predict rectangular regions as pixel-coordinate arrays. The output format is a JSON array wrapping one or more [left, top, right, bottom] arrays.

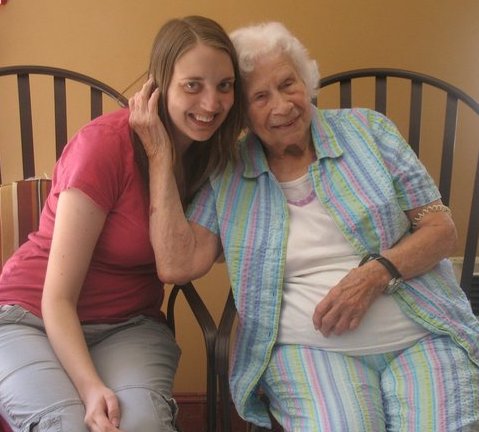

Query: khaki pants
[[0, 305, 181, 432]]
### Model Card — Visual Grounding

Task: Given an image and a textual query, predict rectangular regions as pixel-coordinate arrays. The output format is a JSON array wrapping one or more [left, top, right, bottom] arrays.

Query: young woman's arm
[[41, 189, 124, 432]]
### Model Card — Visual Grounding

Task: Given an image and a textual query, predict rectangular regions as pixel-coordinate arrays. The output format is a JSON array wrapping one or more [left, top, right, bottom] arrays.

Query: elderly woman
[[131, 22, 479, 432]]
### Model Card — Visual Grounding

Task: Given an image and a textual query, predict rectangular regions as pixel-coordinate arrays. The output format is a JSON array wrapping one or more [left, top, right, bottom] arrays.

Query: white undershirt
[[277, 174, 429, 355]]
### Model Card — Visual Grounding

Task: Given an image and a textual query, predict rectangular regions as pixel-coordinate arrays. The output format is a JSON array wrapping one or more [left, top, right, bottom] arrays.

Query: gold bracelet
[[412, 204, 451, 228]]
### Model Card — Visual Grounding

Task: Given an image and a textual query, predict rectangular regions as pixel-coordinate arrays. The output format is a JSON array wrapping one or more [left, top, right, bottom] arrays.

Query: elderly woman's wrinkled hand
[[312, 264, 387, 337], [128, 78, 171, 160]]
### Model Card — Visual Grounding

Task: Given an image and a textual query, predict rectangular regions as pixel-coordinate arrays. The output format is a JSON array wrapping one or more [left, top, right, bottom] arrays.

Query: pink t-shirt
[[0, 108, 165, 323]]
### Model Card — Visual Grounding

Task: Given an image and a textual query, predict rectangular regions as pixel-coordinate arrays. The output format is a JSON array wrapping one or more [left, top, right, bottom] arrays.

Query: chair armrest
[[166, 282, 218, 432], [215, 289, 281, 432], [215, 288, 237, 432], [166, 282, 216, 341]]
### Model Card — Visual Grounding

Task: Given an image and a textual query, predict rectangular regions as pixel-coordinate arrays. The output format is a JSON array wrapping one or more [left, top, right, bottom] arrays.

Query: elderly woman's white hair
[[229, 22, 320, 98]]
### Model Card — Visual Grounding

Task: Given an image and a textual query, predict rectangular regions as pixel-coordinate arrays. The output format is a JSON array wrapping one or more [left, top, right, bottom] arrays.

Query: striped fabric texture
[[0, 179, 51, 271], [262, 334, 479, 431], [187, 107, 479, 426]]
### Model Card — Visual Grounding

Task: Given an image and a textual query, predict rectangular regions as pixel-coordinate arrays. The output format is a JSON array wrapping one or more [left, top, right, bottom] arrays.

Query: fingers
[[314, 305, 356, 337], [105, 392, 121, 429], [312, 274, 371, 337], [312, 289, 344, 336], [137, 76, 155, 100], [313, 300, 343, 337], [144, 77, 160, 113], [148, 87, 160, 112], [83, 385, 125, 432], [128, 79, 172, 160], [139, 77, 159, 114], [92, 416, 122, 432], [128, 78, 161, 136], [128, 77, 158, 114]]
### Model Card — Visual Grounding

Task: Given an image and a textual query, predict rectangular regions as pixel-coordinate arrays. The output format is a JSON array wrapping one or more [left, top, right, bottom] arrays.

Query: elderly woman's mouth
[[272, 117, 298, 129]]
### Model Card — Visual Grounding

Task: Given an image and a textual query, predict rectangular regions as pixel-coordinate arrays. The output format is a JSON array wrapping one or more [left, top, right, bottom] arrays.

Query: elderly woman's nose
[[271, 92, 293, 113]]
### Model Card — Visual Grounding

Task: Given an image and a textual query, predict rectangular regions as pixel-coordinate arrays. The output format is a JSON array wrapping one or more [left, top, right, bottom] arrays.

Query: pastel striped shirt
[[187, 107, 479, 426]]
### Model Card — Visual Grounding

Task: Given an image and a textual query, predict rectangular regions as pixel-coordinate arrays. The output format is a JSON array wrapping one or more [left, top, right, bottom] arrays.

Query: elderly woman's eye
[[253, 92, 266, 102]]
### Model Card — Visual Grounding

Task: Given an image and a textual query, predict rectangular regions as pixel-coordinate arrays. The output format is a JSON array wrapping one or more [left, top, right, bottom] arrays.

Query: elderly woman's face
[[245, 52, 312, 151]]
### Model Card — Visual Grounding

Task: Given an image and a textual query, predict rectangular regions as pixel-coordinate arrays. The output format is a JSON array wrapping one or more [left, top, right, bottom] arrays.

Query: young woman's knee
[[16, 402, 87, 432], [116, 387, 179, 432]]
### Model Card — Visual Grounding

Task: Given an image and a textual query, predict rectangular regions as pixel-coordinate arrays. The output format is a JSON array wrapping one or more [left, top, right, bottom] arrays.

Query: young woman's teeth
[[194, 114, 214, 123]]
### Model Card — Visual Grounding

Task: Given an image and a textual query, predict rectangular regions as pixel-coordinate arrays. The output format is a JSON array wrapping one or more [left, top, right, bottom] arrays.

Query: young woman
[[0, 16, 243, 432]]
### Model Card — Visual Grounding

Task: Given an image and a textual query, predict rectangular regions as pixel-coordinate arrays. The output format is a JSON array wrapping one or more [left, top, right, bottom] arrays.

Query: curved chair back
[[0, 65, 128, 270], [316, 68, 479, 303], [0, 65, 128, 183], [0, 65, 127, 432]]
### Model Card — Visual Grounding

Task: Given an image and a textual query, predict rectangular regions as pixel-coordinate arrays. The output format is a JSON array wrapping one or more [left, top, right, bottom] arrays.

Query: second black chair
[[215, 68, 479, 432]]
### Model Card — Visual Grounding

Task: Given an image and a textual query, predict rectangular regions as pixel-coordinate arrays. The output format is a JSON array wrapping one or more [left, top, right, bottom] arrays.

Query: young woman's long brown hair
[[133, 16, 244, 204]]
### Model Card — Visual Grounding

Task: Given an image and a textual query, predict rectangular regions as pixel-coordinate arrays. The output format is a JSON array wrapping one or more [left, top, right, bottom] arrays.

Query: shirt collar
[[310, 105, 344, 160], [241, 105, 344, 178]]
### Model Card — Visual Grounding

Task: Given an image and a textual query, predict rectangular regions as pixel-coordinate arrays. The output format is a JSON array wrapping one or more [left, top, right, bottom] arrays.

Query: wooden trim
[[174, 392, 251, 432], [174, 393, 209, 432]]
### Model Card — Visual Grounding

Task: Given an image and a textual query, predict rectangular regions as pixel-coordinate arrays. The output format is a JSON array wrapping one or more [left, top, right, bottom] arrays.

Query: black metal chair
[[0, 65, 128, 183], [317, 68, 479, 305], [166, 283, 217, 432], [0, 65, 217, 432], [215, 68, 479, 431]]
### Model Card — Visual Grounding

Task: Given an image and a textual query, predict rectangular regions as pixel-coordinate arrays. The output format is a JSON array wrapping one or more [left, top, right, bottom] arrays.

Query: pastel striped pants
[[261, 334, 479, 431]]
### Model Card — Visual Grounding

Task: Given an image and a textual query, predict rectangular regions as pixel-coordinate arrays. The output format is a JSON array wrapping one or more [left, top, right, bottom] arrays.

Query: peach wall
[[1, 0, 478, 392]]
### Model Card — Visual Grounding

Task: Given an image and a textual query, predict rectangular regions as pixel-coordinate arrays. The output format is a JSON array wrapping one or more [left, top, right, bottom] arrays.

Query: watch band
[[358, 253, 403, 294]]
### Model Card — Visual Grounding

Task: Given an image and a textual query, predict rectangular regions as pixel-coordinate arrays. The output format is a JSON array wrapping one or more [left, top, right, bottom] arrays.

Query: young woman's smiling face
[[167, 43, 235, 151]]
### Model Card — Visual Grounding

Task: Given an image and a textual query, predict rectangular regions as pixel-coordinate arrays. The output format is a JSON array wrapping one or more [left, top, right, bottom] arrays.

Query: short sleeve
[[368, 110, 441, 210], [186, 181, 220, 235], [52, 110, 132, 211]]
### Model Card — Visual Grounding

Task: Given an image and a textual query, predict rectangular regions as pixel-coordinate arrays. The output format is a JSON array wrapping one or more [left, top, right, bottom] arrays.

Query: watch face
[[385, 278, 402, 294]]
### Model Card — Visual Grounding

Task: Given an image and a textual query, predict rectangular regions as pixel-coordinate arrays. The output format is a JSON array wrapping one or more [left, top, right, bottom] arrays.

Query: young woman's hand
[[128, 77, 171, 160], [83, 384, 125, 432]]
